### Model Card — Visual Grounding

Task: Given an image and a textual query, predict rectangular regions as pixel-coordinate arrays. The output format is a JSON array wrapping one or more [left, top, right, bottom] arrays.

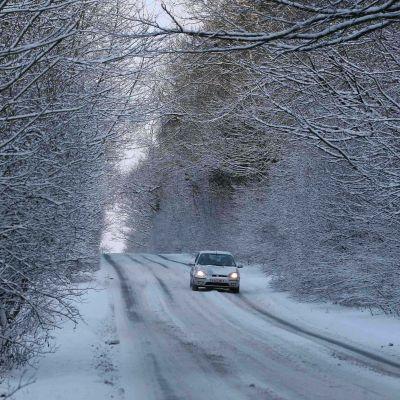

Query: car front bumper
[[193, 277, 239, 289]]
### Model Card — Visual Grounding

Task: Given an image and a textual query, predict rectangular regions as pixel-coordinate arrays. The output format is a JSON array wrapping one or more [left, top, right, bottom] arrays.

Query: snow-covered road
[[103, 253, 400, 400]]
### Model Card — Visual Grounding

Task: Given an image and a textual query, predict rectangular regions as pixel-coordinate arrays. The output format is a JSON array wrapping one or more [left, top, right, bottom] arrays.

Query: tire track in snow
[[103, 254, 141, 322], [125, 255, 231, 398], [141, 255, 169, 269], [147, 353, 181, 400], [105, 253, 400, 399], [127, 255, 173, 301], [157, 254, 189, 266], [131, 256, 237, 382], [231, 294, 400, 376], [158, 253, 400, 374], [152, 275, 173, 301], [114, 255, 187, 399]]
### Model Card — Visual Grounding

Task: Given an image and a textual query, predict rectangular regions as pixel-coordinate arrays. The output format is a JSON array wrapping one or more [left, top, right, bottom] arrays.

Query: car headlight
[[195, 270, 206, 278], [229, 272, 239, 280]]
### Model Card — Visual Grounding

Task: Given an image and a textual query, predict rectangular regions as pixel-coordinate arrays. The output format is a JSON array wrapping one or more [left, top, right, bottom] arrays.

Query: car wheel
[[231, 287, 240, 293], [191, 284, 199, 291]]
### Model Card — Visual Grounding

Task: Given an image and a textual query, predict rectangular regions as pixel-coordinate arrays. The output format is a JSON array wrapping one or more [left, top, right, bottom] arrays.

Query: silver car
[[189, 251, 242, 293]]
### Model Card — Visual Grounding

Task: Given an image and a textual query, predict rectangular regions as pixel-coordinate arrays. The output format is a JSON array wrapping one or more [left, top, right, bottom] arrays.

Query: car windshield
[[197, 253, 235, 266]]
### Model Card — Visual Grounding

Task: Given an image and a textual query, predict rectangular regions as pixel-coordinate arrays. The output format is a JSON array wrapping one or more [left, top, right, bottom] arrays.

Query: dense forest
[[122, 1, 400, 314]]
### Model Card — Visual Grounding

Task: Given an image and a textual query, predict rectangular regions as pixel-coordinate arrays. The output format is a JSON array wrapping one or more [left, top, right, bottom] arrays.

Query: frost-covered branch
[[0, 0, 149, 375], [137, 0, 400, 52]]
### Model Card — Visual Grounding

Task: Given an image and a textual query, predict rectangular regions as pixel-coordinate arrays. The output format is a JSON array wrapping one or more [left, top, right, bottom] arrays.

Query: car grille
[[211, 274, 228, 277], [205, 282, 230, 287]]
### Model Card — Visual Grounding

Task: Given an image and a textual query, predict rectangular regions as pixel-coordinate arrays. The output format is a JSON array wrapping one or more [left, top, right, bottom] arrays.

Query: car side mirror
[[188, 263, 195, 267], [237, 264, 243, 268]]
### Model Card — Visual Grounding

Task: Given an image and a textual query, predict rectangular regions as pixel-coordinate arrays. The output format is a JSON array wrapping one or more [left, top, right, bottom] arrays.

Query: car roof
[[198, 250, 233, 256]]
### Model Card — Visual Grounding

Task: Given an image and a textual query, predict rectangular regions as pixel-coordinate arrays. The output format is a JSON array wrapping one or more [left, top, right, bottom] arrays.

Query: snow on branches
[[123, 0, 400, 315], [139, 0, 400, 52], [0, 0, 147, 373]]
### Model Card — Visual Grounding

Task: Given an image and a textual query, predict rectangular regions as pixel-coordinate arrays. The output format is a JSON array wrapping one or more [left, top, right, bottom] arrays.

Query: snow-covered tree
[[0, 0, 148, 373], [123, 0, 400, 315], [143, 0, 400, 52]]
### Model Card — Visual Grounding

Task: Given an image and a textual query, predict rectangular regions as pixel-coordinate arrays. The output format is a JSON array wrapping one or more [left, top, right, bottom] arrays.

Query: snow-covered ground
[[3, 267, 125, 400], [244, 265, 400, 362], [4, 253, 400, 399]]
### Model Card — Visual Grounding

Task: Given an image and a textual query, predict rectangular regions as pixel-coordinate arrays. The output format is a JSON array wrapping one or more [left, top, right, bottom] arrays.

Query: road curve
[[103, 253, 400, 400]]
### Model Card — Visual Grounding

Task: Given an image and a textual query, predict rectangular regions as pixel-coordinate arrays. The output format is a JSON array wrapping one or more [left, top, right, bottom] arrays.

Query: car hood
[[199, 265, 237, 276]]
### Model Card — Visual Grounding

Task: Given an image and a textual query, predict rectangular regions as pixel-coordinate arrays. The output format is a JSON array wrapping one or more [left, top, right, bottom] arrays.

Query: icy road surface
[[103, 253, 400, 400]]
